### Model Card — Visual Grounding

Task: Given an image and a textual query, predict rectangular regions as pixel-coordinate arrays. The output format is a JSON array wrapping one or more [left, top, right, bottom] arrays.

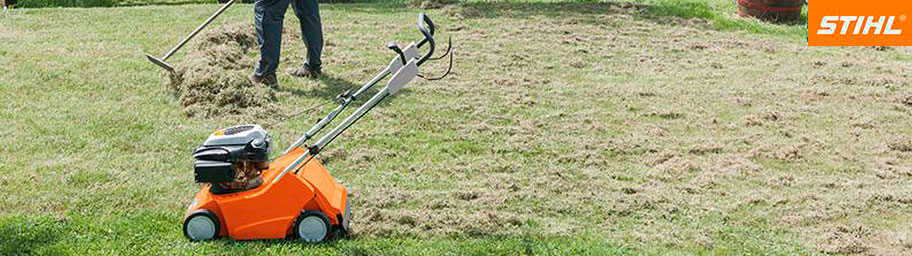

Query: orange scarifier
[[182, 13, 452, 243]]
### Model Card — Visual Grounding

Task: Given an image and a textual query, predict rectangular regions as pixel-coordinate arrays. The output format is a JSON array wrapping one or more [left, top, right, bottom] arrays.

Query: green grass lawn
[[7, 1, 910, 255]]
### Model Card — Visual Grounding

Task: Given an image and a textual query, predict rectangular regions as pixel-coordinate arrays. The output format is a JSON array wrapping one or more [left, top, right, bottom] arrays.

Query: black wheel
[[294, 211, 331, 243], [183, 210, 219, 241]]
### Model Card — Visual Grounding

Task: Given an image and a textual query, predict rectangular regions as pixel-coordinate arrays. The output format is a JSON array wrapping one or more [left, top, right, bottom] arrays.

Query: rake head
[[145, 54, 175, 73]]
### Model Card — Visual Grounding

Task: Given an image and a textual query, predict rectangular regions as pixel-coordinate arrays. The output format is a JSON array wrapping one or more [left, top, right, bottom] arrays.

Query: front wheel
[[183, 210, 219, 241], [294, 211, 330, 243]]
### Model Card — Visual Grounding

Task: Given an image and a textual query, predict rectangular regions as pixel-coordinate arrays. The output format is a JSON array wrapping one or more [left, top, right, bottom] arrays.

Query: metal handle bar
[[274, 13, 442, 182], [417, 13, 436, 66], [416, 13, 436, 48], [282, 66, 391, 154]]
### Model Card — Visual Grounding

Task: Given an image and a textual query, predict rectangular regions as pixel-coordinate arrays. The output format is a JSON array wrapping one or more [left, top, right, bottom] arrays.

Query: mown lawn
[[12, 1, 912, 256]]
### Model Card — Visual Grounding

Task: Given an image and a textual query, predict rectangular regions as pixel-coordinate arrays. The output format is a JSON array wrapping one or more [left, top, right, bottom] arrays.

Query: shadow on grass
[[274, 73, 411, 129], [278, 74, 361, 101], [0, 216, 64, 256], [282, 73, 409, 99]]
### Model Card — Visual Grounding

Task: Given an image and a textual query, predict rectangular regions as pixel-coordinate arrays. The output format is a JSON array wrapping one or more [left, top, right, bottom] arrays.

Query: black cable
[[429, 36, 452, 61], [418, 43, 454, 81], [273, 101, 332, 126]]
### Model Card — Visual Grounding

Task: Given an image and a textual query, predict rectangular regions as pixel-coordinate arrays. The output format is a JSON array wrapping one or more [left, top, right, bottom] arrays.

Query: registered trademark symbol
[[902, 15, 907, 21]]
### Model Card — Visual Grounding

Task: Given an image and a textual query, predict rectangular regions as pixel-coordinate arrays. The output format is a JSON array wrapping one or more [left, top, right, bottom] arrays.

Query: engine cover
[[195, 125, 270, 163], [203, 125, 268, 147], [192, 125, 271, 185]]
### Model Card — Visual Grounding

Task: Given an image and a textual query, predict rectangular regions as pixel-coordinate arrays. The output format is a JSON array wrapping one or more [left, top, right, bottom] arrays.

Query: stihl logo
[[816, 16, 904, 35], [808, 0, 912, 46]]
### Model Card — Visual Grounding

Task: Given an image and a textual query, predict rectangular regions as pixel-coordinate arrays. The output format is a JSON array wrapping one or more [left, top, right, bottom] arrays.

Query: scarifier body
[[181, 13, 451, 243]]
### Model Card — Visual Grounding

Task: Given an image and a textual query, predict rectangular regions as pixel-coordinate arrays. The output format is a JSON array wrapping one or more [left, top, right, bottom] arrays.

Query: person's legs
[[291, 0, 323, 71], [253, 0, 292, 77]]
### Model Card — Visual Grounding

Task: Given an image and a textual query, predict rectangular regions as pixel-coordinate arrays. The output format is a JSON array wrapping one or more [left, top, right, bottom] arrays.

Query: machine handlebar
[[417, 13, 436, 66], [276, 13, 450, 181], [419, 13, 436, 37]]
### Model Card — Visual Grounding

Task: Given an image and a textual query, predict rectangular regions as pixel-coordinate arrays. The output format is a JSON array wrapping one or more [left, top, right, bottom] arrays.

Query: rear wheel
[[294, 211, 330, 243], [183, 210, 219, 241]]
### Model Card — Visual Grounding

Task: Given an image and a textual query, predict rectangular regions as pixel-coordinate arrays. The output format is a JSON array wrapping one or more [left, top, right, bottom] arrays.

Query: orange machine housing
[[184, 148, 350, 240]]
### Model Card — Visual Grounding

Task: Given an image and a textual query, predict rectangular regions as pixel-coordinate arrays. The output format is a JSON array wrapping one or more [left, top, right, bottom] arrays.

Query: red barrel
[[737, 0, 805, 22]]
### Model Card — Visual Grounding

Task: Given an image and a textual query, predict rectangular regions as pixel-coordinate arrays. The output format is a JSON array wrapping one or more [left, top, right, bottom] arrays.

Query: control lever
[[335, 89, 354, 104], [387, 41, 407, 65]]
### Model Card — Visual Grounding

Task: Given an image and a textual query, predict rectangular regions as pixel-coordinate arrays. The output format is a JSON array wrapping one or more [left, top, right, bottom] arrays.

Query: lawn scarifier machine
[[183, 13, 452, 243]]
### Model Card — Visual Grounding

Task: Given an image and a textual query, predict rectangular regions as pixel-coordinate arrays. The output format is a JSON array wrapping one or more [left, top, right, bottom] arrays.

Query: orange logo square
[[808, 0, 912, 46]]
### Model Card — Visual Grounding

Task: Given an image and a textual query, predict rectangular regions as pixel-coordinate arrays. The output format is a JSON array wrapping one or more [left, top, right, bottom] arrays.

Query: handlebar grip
[[418, 13, 436, 36], [416, 13, 436, 66]]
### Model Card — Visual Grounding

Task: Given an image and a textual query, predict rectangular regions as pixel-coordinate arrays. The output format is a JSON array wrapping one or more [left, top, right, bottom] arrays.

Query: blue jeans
[[253, 0, 322, 76]]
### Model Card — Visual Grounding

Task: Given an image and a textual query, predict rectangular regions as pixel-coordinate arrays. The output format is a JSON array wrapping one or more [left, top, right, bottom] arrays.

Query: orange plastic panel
[[185, 147, 350, 240]]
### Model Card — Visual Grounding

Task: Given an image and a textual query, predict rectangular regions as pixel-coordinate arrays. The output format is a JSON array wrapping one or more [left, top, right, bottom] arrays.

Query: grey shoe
[[248, 73, 278, 88], [286, 63, 322, 79]]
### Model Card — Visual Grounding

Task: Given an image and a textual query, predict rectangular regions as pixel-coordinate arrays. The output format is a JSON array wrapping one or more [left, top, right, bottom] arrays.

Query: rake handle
[[161, 0, 237, 61]]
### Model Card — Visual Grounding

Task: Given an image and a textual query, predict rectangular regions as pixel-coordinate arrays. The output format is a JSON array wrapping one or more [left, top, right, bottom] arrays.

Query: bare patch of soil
[[888, 138, 912, 152], [817, 225, 873, 254], [898, 94, 912, 107]]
